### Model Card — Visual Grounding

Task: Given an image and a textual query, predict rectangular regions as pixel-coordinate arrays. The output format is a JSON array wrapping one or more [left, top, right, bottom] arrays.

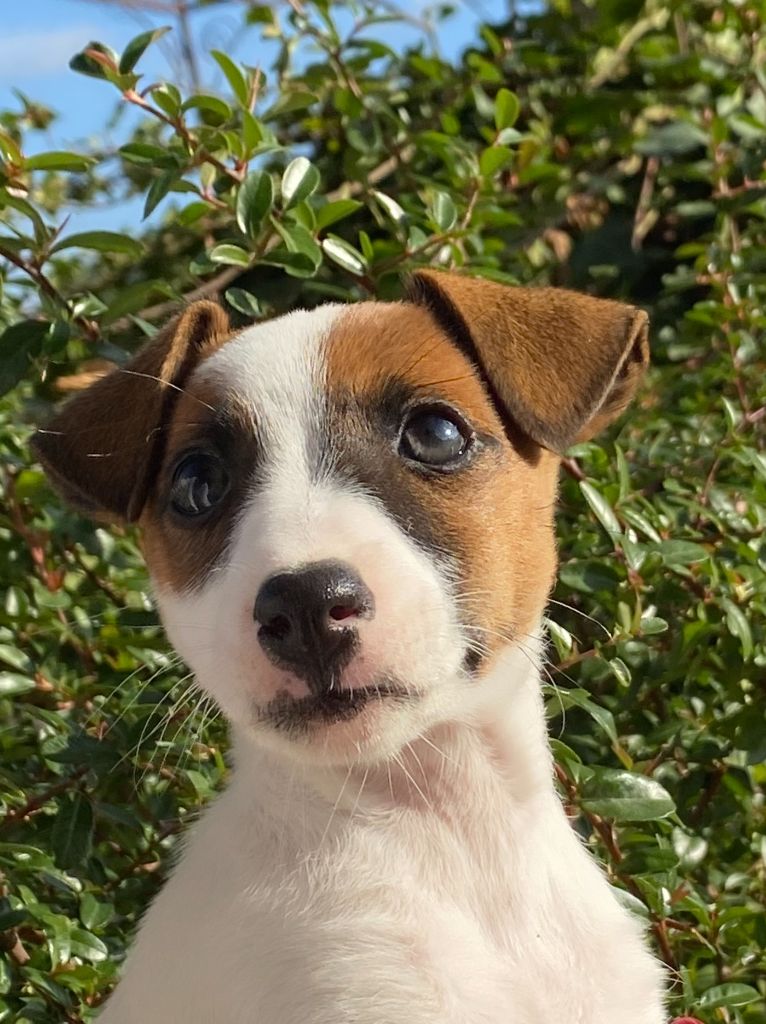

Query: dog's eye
[[400, 407, 472, 467], [169, 452, 229, 517]]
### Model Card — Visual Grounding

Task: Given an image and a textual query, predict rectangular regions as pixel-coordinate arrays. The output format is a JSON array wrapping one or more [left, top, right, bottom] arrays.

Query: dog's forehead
[[189, 301, 494, 429]]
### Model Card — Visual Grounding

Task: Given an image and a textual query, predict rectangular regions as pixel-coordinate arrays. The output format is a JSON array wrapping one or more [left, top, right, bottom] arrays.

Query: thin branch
[[632, 156, 660, 251], [588, 9, 671, 90], [0, 245, 99, 341], [1, 768, 89, 828]]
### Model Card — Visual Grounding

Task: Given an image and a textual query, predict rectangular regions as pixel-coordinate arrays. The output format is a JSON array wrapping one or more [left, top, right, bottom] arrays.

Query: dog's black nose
[[253, 561, 374, 689]]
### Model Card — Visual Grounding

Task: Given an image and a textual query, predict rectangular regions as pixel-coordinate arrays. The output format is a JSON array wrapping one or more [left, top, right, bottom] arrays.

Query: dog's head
[[33, 272, 647, 765]]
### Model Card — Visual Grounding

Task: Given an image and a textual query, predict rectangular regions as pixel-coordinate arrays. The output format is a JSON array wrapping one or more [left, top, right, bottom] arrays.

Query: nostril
[[328, 604, 358, 623]]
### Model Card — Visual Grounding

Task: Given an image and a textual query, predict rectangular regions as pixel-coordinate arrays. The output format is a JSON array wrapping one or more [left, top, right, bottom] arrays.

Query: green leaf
[[429, 190, 457, 231], [580, 481, 621, 538], [479, 145, 514, 177], [0, 320, 49, 396], [315, 199, 362, 230], [51, 231, 143, 259], [580, 769, 675, 822], [0, 672, 36, 696], [51, 794, 94, 870], [225, 288, 261, 317], [636, 121, 707, 157], [672, 828, 708, 869], [151, 83, 182, 117], [181, 94, 233, 124], [321, 236, 367, 276], [494, 87, 520, 130], [0, 644, 33, 672], [211, 50, 250, 107], [274, 222, 322, 270], [657, 540, 709, 565], [101, 280, 176, 324], [559, 560, 620, 594], [609, 658, 631, 687], [119, 26, 171, 74], [209, 244, 251, 267], [373, 189, 407, 224], [119, 142, 178, 167], [69, 927, 109, 963], [23, 151, 93, 172], [0, 128, 23, 166], [640, 616, 669, 636], [143, 170, 176, 218], [281, 157, 321, 210], [697, 983, 761, 1010], [236, 171, 274, 237], [722, 599, 753, 659], [80, 893, 114, 932], [1, 193, 50, 246], [612, 888, 650, 922], [69, 42, 119, 79], [547, 687, 618, 743], [177, 201, 211, 226]]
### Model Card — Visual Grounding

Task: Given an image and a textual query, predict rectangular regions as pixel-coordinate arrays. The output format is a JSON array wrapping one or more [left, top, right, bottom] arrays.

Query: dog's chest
[[111, 799, 534, 1023], [102, 766, 662, 1024]]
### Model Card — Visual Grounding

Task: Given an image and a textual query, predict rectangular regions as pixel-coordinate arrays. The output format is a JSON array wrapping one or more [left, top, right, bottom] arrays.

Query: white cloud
[[0, 26, 100, 80]]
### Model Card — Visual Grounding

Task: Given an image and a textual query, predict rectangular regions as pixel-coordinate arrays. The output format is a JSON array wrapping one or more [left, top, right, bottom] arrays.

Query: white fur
[[99, 306, 667, 1022]]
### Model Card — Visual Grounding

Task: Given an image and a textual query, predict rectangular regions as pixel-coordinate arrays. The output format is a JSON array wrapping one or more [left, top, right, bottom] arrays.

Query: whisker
[[547, 598, 611, 638], [319, 761, 355, 849], [116, 368, 216, 412]]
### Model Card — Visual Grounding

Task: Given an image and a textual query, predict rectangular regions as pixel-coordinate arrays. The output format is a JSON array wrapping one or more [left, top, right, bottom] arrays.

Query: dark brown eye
[[170, 452, 229, 517], [399, 408, 472, 467]]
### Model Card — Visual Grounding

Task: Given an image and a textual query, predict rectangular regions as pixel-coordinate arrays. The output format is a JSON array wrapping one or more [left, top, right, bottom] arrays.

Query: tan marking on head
[[32, 301, 232, 523], [408, 270, 649, 452], [325, 302, 560, 666]]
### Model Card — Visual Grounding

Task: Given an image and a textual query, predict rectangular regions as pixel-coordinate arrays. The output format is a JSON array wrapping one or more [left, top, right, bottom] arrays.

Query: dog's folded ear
[[407, 270, 649, 453], [32, 301, 230, 523]]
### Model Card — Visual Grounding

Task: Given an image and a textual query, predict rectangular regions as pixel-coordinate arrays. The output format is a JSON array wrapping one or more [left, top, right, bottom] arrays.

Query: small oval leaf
[[281, 157, 320, 210], [209, 244, 251, 267], [495, 87, 521, 130], [236, 171, 274, 238], [321, 236, 366, 276], [51, 231, 143, 259], [119, 26, 171, 75], [51, 793, 94, 870], [581, 769, 676, 822]]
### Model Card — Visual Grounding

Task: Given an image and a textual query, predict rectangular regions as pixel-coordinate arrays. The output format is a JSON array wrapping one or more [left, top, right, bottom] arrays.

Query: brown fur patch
[[407, 270, 649, 453], [32, 301, 232, 523], [325, 303, 560, 668]]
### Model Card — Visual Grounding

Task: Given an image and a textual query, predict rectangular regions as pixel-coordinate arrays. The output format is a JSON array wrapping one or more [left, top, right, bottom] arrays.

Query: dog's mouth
[[260, 681, 411, 732]]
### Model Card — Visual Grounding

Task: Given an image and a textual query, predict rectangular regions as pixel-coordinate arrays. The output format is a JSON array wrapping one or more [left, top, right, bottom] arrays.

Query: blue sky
[[0, 0, 504, 232]]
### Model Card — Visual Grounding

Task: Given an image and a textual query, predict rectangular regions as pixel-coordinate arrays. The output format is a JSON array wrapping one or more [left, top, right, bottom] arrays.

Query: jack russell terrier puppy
[[34, 270, 667, 1023]]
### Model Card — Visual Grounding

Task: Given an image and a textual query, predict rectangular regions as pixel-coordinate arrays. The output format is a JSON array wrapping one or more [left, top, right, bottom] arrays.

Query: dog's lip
[[260, 681, 411, 729]]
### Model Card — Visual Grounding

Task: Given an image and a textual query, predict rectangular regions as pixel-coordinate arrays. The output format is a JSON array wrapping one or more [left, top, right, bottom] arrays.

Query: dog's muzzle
[[253, 560, 374, 694]]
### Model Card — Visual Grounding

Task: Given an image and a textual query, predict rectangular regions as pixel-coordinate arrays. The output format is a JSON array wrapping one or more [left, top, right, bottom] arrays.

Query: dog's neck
[[227, 636, 555, 843]]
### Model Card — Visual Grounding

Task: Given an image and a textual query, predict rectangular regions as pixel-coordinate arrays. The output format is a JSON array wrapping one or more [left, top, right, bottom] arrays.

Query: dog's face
[[34, 272, 648, 766]]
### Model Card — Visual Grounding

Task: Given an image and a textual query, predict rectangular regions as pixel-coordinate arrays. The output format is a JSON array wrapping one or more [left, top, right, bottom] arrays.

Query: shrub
[[0, 1, 763, 1020]]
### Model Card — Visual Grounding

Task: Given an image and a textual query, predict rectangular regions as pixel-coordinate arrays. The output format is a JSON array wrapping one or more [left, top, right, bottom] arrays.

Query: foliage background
[[1, 0, 764, 1020]]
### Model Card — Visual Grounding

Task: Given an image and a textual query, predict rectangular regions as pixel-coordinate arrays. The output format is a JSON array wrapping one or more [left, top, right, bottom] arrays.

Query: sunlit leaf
[[119, 26, 171, 75], [281, 157, 320, 210]]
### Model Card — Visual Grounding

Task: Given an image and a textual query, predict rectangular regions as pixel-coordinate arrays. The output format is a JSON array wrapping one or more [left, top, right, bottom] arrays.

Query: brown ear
[[407, 270, 649, 453], [31, 301, 230, 522]]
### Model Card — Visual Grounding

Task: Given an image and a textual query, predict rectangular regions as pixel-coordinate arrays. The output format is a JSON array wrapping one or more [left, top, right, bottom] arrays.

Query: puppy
[[34, 271, 667, 1023]]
